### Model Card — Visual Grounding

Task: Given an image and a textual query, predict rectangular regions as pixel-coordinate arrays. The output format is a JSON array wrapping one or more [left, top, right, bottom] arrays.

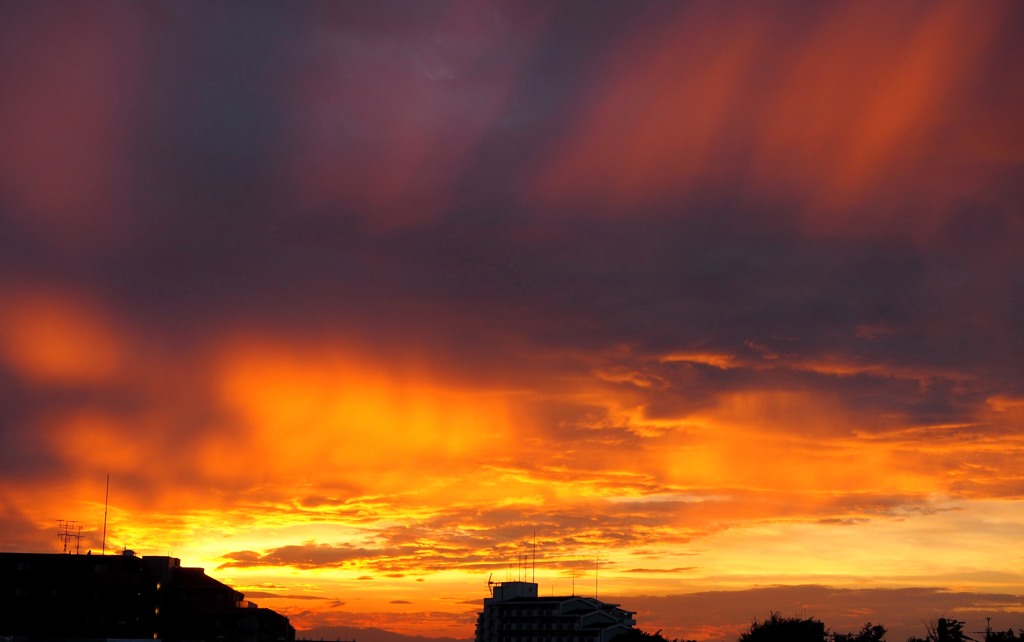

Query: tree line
[[614, 613, 1024, 642]]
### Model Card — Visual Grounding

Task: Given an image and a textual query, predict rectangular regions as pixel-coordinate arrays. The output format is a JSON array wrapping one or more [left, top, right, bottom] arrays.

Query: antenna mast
[[532, 532, 536, 583], [102, 474, 109, 555], [595, 556, 599, 599]]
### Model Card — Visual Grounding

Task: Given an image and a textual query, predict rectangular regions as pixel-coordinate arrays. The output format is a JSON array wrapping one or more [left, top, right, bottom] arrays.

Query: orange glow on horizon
[[6, 327, 1023, 636]]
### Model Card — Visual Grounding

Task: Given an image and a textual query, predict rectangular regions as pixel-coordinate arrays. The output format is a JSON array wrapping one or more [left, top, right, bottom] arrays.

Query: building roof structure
[[0, 550, 294, 642], [475, 581, 636, 642]]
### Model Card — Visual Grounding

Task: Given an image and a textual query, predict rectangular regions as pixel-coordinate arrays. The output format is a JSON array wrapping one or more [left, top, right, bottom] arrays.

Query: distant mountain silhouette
[[297, 626, 470, 642]]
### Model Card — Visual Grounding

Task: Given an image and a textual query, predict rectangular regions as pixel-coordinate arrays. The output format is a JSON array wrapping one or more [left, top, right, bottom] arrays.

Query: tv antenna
[[57, 520, 82, 554], [487, 572, 496, 596], [102, 474, 109, 555]]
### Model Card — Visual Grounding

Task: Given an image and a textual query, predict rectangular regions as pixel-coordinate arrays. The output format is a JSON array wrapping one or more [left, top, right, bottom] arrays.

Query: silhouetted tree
[[906, 618, 972, 642], [938, 619, 970, 642], [739, 612, 827, 642], [982, 620, 1020, 642], [833, 622, 886, 642], [611, 627, 697, 642]]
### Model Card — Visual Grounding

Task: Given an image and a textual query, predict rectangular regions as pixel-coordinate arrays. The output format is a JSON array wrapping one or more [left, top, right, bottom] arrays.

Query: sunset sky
[[2, 2, 1024, 641]]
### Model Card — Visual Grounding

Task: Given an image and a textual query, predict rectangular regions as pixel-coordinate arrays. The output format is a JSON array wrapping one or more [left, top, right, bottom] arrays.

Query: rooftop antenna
[[532, 531, 536, 583], [571, 569, 575, 596], [57, 520, 82, 554], [102, 473, 109, 556], [487, 573, 496, 596], [595, 555, 599, 599]]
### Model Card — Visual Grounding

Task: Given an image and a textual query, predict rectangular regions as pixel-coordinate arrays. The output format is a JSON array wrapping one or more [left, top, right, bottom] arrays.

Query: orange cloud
[[531, 2, 1013, 237], [751, 1, 1001, 229], [210, 340, 519, 490], [533, 3, 770, 214], [0, 289, 126, 383]]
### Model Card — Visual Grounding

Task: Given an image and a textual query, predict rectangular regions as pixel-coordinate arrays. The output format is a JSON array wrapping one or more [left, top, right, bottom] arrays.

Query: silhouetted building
[[475, 581, 636, 642], [0, 550, 294, 642]]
